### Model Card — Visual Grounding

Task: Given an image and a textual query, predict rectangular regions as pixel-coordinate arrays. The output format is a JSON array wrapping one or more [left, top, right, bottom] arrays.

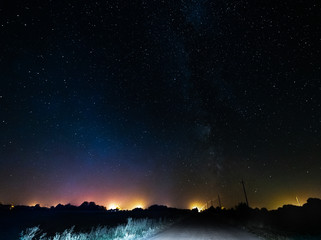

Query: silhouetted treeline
[[201, 198, 321, 236], [0, 202, 189, 239], [1, 198, 321, 239], [0, 202, 188, 214], [0, 201, 106, 212]]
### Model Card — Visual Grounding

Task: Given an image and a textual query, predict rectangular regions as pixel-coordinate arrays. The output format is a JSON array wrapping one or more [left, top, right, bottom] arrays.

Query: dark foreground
[[1, 198, 321, 239], [151, 226, 259, 240], [150, 217, 260, 240]]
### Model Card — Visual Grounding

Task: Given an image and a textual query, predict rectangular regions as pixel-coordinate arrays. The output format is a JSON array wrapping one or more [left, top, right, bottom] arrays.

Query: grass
[[20, 218, 168, 240]]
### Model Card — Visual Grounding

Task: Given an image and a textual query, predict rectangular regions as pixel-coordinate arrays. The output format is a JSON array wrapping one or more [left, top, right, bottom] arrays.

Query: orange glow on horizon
[[107, 202, 121, 210], [189, 201, 204, 211], [27, 202, 39, 207], [129, 199, 146, 209], [102, 196, 149, 210], [269, 195, 308, 210], [133, 204, 144, 209], [23, 197, 150, 210]]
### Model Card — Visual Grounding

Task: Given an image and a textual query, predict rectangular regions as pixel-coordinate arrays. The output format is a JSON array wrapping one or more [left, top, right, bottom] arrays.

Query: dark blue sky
[[0, 0, 320, 209]]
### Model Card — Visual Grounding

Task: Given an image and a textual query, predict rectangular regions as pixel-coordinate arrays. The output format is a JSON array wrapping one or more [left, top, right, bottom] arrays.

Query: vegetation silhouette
[[1, 198, 321, 239], [200, 198, 321, 237]]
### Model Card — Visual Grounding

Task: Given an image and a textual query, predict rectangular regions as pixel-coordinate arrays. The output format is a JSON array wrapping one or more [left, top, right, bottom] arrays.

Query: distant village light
[[189, 201, 203, 211], [134, 204, 143, 209], [108, 203, 120, 210]]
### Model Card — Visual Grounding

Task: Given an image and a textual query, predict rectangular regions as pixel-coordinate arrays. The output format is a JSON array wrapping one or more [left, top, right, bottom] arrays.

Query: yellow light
[[132, 201, 145, 209], [126, 199, 146, 210], [108, 203, 120, 210], [28, 202, 38, 207], [189, 201, 204, 211], [133, 204, 143, 209]]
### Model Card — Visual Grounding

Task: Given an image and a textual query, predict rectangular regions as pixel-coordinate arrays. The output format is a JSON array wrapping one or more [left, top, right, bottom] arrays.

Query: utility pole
[[241, 179, 249, 207], [218, 194, 222, 208]]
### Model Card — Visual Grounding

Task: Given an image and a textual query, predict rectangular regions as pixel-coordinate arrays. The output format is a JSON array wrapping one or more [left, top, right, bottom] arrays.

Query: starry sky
[[0, 0, 320, 210]]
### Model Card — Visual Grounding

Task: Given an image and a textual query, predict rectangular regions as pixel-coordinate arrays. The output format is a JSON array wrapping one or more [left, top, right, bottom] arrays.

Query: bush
[[20, 218, 167, 240]]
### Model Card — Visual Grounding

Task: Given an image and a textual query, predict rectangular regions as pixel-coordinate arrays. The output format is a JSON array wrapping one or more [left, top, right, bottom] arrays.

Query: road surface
[[150, 221, 260, 240]]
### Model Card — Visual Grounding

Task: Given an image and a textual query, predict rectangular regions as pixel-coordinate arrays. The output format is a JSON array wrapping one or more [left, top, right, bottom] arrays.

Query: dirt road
[[150, 221, 260, 240]]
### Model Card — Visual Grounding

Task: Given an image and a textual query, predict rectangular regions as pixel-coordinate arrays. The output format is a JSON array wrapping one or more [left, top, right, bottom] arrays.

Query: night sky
[[1, 0, 320, 210]]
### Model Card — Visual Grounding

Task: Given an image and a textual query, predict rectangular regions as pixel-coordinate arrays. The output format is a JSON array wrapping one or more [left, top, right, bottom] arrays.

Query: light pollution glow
[[14, 195, 318, 211], [7, 183, 321, 210], [189, 201, 206, 211]]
